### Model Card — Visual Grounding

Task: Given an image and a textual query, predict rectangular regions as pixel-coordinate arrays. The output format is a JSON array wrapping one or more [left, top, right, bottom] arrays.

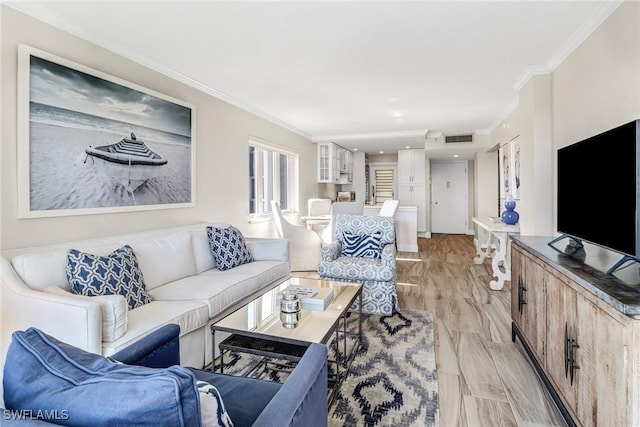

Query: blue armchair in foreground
[[2, 324, 328, 427]]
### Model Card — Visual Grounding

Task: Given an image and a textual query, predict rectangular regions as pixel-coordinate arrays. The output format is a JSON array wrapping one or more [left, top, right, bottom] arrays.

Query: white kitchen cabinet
[[398, 149, 426, 185], [317, 142, 352, 183], [397, 149, 426, 232], [338, 148, 353, 183], [398, 183, 426, 232], [341, 151, 365, 201], [317, 142, 340, 183]]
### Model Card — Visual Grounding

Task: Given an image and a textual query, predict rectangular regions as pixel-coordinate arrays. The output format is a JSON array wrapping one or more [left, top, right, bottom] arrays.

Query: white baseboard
[[397, 243, 419, 252]]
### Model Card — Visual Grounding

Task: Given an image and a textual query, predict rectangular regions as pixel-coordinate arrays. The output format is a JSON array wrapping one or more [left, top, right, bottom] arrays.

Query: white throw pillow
[[197, 381, 234, 427], [44, 286, 128, 342]]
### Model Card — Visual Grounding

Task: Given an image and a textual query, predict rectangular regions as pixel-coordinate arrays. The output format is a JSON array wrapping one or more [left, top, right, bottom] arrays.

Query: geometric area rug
[[213, 309, 439, 427], [328, 309, 439, 426]]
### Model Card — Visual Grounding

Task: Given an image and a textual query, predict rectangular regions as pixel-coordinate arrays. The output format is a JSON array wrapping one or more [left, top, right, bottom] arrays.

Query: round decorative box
[[280, 292, 301, 329]]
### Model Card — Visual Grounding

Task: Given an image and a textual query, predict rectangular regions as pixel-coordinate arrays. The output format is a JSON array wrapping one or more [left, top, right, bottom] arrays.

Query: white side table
[[472, 217, 520, 290]]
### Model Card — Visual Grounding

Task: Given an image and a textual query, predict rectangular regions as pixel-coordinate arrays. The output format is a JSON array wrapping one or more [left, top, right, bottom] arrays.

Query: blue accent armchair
[[318, 214, 398, 315], [2, 325, 328, 427]]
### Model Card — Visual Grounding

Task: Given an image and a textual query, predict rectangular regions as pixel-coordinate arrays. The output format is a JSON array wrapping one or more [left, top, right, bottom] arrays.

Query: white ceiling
[[7, 1, 621, 157]]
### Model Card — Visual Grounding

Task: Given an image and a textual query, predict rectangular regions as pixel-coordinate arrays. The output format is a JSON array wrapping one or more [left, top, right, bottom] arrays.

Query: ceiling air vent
[[445, 134, 473, 143]]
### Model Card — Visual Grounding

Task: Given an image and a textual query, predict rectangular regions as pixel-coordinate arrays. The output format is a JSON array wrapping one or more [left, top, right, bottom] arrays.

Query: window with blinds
[[249, 139, 298, 216], [375, 169, 394, 205]]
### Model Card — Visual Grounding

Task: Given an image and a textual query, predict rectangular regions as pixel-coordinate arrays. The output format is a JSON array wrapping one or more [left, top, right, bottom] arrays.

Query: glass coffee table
[[210, 277, 362, 404]]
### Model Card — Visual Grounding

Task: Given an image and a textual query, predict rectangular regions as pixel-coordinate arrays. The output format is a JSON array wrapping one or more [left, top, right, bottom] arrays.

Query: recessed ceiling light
[[379, 151, 384, 154], [453, 154, 459, 158], [405, 145, 410, 149], [353, 148, 358, 151]]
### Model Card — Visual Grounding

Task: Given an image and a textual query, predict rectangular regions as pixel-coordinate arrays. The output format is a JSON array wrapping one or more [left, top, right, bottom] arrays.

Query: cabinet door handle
[[570, 340, 580, 386], [564, 323, 570, 378], [517, 278, 527, 314], [517, 279, 522, 313]]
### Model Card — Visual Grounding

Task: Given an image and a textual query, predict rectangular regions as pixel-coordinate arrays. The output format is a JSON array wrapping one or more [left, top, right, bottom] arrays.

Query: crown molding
[[546, 0, 623, 71], [512, 65, 551, 93], [4, 2, 312, 140], [510, 1, 623, 94]]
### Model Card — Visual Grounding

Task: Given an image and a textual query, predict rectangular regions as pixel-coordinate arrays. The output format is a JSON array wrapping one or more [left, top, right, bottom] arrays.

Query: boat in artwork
[[82, 133, 167, 192]]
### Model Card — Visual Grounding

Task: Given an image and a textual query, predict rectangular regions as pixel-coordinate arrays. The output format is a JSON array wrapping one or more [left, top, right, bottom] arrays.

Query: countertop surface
[[512, 235, 640, 317], [363, 205, 417, 209]]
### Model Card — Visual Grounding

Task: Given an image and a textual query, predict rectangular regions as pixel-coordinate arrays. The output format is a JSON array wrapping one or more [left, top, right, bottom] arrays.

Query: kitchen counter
[[363, 205, 418, 252]]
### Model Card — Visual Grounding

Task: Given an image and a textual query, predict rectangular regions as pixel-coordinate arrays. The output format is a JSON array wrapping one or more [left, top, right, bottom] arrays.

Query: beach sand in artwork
[[29, 122, 191, 211]]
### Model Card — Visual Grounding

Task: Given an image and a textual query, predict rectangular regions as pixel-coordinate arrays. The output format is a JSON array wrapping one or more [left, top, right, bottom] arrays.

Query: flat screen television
[[556, 119, 640, 271]]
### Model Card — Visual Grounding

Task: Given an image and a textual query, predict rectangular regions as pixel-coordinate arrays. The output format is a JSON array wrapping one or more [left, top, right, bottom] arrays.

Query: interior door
[[431, 161, 467, 234]]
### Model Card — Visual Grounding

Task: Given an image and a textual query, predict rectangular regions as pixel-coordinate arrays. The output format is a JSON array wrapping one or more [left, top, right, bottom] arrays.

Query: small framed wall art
[[499, 136, 520, 200]]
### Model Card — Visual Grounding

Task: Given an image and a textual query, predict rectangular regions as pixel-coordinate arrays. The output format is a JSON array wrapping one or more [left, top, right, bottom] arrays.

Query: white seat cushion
[[149, 261, 289, 318], [102, 300, 209, 356]]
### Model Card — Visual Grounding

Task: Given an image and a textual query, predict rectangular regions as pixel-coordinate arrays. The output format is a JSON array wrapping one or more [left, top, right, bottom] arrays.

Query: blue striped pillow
[[340, 231, 383, 259]]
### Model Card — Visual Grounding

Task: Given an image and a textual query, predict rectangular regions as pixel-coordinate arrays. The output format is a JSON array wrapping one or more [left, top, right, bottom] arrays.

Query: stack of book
[[276, 285, 334, 311]]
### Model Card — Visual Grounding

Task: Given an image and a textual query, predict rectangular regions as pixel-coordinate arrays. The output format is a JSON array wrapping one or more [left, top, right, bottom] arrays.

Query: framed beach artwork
[[17, 45, 195, 218]]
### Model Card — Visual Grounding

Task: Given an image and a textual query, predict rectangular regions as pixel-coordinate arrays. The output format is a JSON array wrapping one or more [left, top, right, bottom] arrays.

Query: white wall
[[466, 160, 475, 234], [552, 0, 640, 234], [484, 1, 639, 237], [474, 150, 499, 218], [0, 6, 317, 250], [516, 74, 553, 236], [553, 1, 640, 150]]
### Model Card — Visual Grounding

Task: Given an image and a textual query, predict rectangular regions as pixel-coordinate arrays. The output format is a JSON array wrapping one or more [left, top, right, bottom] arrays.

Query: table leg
[[343, 312, 348, 367], [335, 326, 340, 377], [474, 227, 495, 264], [211, 330, 216, 372], [358, 292, 363, 342], [489, 231, 511, 290]]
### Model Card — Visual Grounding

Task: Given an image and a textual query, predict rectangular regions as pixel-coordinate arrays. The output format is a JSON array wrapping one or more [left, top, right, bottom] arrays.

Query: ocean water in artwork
[[29, 102, 192, 211]]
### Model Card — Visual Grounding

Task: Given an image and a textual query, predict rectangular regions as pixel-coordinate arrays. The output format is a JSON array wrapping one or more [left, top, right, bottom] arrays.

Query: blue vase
[[501, 199, 519, 225]]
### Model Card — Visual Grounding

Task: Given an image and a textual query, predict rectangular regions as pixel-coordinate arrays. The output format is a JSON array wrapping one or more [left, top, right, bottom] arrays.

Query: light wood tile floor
[[294, 234, 567, 427]]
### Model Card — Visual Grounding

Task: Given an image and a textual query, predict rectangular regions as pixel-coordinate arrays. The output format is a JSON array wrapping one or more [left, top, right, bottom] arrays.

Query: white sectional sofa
[[0, 223, 290, 402]]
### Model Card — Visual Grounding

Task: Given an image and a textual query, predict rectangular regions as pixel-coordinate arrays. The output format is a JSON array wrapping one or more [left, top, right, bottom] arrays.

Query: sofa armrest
[[252, 343, 328, 427], [110, 324, 181, 368], [381, 243, 396, 267], [1, 257, 103, 352], [320, 242, 340, 262], [245, 237, 289, 262]]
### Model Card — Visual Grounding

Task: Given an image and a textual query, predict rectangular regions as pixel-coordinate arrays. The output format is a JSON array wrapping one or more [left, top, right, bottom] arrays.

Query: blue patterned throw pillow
[[197, 381, 235, 427], [66, 245, 152, 310], [206, 226, 253, 271], [341, 231, 383, 259]]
